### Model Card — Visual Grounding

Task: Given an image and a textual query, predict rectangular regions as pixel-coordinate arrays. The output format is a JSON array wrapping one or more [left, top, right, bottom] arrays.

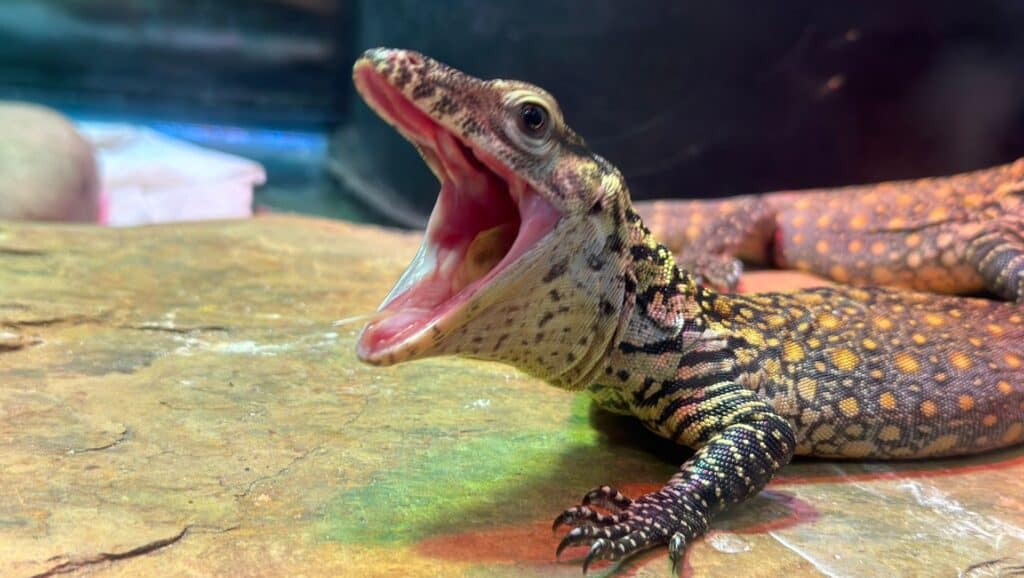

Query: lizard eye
[[518, 102, 549, 136]]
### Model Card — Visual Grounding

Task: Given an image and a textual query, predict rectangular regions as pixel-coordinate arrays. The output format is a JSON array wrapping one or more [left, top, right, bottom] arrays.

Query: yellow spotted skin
[[723, 287, 1024, 458], [587, 215, 1024, 461], [355, 49, 1024, 571], [636, 159, 1024, 302]]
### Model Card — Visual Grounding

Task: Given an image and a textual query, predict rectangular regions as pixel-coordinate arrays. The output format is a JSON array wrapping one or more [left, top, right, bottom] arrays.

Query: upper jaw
[[352, 49, 563, 365]]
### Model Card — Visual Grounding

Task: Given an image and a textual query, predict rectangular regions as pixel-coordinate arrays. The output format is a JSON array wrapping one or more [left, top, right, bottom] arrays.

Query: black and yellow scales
[[351, 48, 1024, 572]]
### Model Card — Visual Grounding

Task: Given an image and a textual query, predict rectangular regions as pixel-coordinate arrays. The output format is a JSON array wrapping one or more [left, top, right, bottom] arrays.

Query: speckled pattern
[[636, 159, 1024, 300], [1, 217, 1024, 577], [354, 49, 1024, 570]]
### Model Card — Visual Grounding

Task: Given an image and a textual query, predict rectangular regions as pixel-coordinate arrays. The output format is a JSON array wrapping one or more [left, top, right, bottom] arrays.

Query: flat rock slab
[[1, 216, 1022, 577]]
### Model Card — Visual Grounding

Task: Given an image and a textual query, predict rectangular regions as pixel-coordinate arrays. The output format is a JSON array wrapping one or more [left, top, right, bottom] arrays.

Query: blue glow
[[147, 121, 327, 154]]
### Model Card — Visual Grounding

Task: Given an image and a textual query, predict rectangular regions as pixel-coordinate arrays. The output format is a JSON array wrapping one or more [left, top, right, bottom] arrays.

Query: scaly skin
[[352, 49, 1024, 572], [635, 161, 1024, 301]]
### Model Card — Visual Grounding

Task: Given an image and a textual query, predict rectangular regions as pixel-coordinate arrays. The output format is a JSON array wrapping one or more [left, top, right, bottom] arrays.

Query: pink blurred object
[[77, 122, 266, 226], [96, 191, 111, 224]]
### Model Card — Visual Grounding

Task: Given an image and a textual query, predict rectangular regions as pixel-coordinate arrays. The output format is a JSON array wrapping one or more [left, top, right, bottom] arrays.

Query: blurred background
[[1, 0, 1022, 227]]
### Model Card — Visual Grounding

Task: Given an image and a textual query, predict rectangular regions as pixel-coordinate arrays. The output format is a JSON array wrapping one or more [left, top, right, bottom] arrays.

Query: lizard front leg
[[635, 198, 777, 292], [553, 382, 795, 572]]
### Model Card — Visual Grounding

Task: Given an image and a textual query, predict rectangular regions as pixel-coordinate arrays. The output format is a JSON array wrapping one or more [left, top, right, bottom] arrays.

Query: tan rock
[[0, 216, 1020, 576], [0, 102, 99, 222]]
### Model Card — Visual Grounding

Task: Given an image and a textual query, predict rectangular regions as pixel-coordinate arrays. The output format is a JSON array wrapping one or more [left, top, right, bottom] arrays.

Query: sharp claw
[[582, 538, 611, 574], [556, 527, 584, 558], [668, 532, 687, 575], [552, 513, 567, 533], [553, 505, 594, 533]]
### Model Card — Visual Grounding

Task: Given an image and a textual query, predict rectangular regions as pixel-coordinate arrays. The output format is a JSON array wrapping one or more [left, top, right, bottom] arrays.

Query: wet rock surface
[[0, 216, 1021, 577]]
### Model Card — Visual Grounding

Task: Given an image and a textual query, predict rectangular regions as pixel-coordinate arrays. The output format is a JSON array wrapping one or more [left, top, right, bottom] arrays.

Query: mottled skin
[[635, 161, 1024, 301], [353, 49, 1024, 572]]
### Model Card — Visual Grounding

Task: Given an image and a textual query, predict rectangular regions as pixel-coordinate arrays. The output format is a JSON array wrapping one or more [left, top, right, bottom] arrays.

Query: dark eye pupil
[[520, 103, 547, 132]]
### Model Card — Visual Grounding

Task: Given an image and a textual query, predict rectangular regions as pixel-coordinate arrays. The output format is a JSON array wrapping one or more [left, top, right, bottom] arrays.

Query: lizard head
[[354, 48, 635, 389]]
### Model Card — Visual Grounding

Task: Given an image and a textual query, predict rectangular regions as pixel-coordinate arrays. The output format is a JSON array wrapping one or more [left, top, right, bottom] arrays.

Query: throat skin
[[430, 211, 638, 392], [584, 207, 764, 441]]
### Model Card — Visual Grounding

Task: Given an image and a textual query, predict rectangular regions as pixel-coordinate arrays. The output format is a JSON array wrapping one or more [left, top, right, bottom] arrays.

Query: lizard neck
[[588, 208, 737, 411]]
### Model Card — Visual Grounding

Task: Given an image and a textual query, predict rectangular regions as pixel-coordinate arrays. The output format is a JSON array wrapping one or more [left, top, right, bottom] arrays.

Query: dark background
[[0, 0, 350, 126], [2, 1, 1022, 226]]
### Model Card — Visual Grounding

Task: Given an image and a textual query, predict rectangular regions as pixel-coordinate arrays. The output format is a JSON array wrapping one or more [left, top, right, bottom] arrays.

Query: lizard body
[[351, 49, 1024, 571], [635, 161, 1024, 301]]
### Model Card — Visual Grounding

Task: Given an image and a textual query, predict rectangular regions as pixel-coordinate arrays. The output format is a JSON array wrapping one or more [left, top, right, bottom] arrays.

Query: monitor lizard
[[351, 48, 1024, 573], [634, 159, 1024, 300]]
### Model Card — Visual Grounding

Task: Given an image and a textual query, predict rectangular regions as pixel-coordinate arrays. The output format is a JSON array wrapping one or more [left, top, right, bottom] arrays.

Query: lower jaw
[[356, 192, 561, 365]]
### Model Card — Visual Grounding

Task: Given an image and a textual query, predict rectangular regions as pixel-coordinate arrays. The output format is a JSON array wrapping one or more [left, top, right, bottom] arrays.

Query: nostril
[[407, 53, 422, 65]]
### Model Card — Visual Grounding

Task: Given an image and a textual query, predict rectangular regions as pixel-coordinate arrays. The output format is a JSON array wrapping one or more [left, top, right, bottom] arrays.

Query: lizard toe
[[556, 525, 606, 557], [668, 531, 689, 574], [552, 505, 626, 533], [581, 538, 614, 574], [556, 520, 636, 558], [581, 484, 633, 512], [580, 530, 663, 573]]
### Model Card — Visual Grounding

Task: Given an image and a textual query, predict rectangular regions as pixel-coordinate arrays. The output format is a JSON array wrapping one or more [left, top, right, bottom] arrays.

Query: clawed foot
[[552, 484, 705, 574]]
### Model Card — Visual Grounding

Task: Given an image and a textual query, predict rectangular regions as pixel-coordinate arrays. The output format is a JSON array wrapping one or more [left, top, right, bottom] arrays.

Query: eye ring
[[518, 102, 549, 136]]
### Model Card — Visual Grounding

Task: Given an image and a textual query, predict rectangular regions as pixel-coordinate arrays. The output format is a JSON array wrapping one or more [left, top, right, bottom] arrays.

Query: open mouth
[[353, 60, 562, 363]]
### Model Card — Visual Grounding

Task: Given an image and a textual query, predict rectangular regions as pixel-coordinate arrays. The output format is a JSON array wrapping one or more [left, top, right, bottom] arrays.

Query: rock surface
[[0, 215, 1021, 577], [0, 102, 99, 222]]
